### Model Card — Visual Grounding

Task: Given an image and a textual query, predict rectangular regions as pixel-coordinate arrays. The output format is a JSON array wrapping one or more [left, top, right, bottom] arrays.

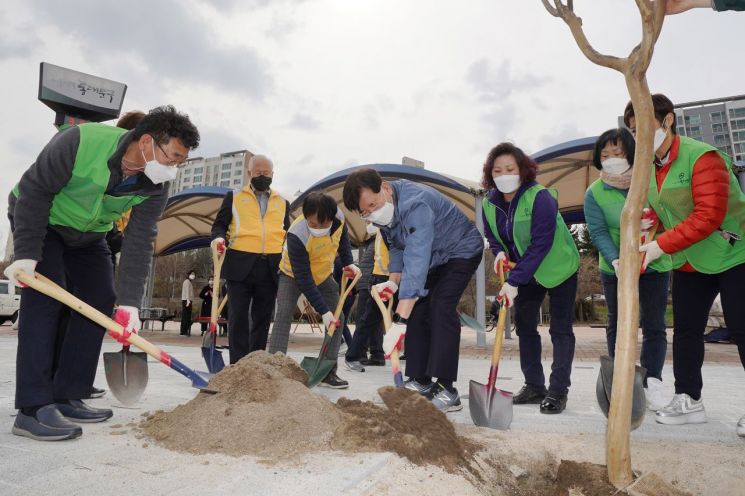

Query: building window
[[712, 123, 729, 133], [710, 111, 725, 124], [735, 143, 745, 154], [221, 180, 230, 187], [221, 171, 231, 179], [233, 178, 241, 185], [193, 166, 203, 174], [677, 126, 686, 135], [733, 131, 745, 142], [194, 175, 203, 182], [684, 114, 702, 125], [729, 108, 745, 119], [687, 125, 701, 136], [714, 134, 730, 146], [234, 169, 243, 176], [222, 163, 232, 170], [732, 119, 745, 130], [183, 177, 191, 183]]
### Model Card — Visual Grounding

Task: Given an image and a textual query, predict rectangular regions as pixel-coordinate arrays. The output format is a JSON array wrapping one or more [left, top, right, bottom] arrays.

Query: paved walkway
[[0, 324, 743, 495]]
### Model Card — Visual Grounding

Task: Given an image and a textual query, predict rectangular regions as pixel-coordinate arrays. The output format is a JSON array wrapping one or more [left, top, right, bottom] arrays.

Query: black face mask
[[251, 175, 272, 191]]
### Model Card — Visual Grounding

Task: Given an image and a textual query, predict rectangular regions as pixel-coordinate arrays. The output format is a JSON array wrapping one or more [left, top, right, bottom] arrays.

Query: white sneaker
[[737, 415, 745, 438], [644, 377, 667, 412], [655, 393, 707, 425]]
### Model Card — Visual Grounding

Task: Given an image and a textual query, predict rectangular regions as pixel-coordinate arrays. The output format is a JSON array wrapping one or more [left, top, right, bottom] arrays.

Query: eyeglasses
[[155, 141, 187, 168]]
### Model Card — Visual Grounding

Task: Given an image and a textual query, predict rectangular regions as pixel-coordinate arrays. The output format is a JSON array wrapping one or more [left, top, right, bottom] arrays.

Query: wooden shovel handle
[[371, 289, 400, 374], [210, 246, 225, 327], [325, 271, 361, 336], [15, 271, 168, 365], [490, 263, 509, 368]]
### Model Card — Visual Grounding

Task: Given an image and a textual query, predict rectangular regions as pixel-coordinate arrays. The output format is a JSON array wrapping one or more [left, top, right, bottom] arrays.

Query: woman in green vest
[[583, 127, 671, 412], [625, 94, 745, 435], [481, 142, 580, 414]]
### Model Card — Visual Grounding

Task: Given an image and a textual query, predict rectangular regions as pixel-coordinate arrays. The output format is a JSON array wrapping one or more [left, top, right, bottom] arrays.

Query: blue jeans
[[600, 270, 669, 382], [514, 273, 577, 396]]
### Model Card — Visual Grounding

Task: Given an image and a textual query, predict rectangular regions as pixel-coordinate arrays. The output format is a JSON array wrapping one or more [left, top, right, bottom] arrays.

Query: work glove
[[322, 311, 340, 333], [611, 259, 620, 277], [640, 240, 665, 271], [343, 264, 361, 279], [4, 259, 37, 287], [493, 252, 515, 275], [211, 237, 226, 255], [497, 282, 518, 308], [640, 208, 659, 234], [110, 306, 141, 345], [186, 299, 191, 307], [383, 323, 406, 358], [372, 280, 398, 301]]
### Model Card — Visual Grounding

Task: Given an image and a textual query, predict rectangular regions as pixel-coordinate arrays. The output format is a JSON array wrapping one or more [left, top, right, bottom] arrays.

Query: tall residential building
[[619, 94, 745, 163], [170, 149, 253, 194]]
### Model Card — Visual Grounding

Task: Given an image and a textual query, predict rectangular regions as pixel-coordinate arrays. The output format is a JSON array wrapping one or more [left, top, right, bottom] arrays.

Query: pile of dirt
[[333, 386, 479, 473]]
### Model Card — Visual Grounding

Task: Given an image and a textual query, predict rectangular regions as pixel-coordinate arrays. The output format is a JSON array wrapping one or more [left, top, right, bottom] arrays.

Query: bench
[[140, 308, 176, 331]]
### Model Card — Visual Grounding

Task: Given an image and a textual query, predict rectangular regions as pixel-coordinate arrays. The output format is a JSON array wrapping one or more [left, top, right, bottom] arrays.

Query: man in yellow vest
[[211, 154, 290, 364]]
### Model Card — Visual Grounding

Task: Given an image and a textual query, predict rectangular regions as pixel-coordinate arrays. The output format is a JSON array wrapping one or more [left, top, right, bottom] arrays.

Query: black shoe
[[512, 384, 548, 404], [540, 392, 568, 414], [12, 405, 83, 441], [319, 371, 349, 389], [398, 353, 406, 360], [87, 387, 106, 399], [55, 399, 113, 423], [360, 357, 386, 366]]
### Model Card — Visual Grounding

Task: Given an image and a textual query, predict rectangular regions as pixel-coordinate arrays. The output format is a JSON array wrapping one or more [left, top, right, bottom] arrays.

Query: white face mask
[[188, 274, 195, 280], [366, 223, 379, 236], [143, 141, 178, 184], [653, 126, 668, 152], [365, 202, 394, 227], [308, 226, 331, 237], [601, 157, 630, 175], [493, 174, 521, 194]]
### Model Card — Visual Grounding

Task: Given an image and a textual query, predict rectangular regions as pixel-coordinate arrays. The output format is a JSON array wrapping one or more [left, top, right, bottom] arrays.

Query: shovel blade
[[103, 349, 148, 405], [201, 346, 225, 374], [468, 379, 513, 430], [596, 355, 647, 430], [300, 356, 335, 388]]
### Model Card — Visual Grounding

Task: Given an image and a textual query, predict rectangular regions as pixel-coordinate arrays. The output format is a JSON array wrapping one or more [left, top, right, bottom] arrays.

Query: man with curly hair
[[5, 106, 199, 441]]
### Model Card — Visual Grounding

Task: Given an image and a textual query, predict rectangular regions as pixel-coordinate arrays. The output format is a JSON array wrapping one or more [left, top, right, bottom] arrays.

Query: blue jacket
[[382, 180, 483, 299], [482, 181, 558, 287]]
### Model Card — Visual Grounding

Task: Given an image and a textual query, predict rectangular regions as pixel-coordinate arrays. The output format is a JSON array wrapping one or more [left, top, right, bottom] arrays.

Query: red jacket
[[655, 136, 729, 272]]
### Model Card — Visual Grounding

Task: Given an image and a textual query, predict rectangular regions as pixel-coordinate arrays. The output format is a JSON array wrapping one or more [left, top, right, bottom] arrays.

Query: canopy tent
[[532, 136, 599, 224], [153, 186, 230, 256], [289, 163, 482, 246]]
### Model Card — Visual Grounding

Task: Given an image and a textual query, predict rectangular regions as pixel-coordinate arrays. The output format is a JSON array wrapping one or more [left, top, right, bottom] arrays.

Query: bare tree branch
[[541, 0, 558, 17]]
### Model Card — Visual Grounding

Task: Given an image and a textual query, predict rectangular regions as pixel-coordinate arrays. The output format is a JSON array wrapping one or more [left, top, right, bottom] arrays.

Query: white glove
[[4, 259, 37, 287], [343, 264, 361, 279], [493, 251, 507, 274], [611, 259, 620, 277], [497, 282, 518, 308], [383, 323, 406, 358], [211, 237, 226, 254], [115, 306, 141, 334], [372, 280, 398, 301], [186, 300, 191, 307], [640, 240, 665, 271], [322, 311, 340, 332], [640, 218, 655, 232]]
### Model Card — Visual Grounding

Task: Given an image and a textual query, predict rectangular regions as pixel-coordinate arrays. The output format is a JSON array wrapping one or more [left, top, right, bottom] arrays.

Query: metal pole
[[474, 192, 486, 348], [141, 256, 156, 330]]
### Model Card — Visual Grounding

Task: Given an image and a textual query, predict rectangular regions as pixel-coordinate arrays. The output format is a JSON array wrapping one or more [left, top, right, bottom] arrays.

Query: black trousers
[[227, 257, 277, 364], [346, 279, 387, 362], [404, 255, 481, 383], [672, 263, 745, 400], [514, 272, 577, 396], [15, 229, 115, 409], [180, 301, 193, 336]]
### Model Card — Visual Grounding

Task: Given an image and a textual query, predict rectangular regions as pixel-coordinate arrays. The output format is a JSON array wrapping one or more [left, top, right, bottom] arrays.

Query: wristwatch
[[392, 313, 408, 324]]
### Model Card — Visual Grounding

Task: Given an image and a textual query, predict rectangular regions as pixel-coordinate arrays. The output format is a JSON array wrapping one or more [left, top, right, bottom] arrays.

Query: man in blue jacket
[[342, 168, 483, 411]]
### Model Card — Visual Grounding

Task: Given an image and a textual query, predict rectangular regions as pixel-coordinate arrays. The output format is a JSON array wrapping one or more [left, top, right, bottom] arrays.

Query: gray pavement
[[1, 332, 743, 495]]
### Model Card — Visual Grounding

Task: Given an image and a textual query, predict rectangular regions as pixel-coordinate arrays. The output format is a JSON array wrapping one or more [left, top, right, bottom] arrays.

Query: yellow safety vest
[[372, 230, 389, 276], [228, 187, 287, 254], [280, 209, 345, 284]]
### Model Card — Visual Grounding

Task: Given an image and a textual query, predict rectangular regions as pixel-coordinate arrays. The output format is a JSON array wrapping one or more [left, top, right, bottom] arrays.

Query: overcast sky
[[0, 1, 742, 253]]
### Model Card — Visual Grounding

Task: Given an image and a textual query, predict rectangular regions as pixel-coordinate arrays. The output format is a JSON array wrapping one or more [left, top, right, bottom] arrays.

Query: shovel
[[104, 342, 148, 405], [371, 289, 403, 387], [596, 219, 659, 425], [201, 295, 228, 373], [300, 271, 361, 388], [15, 271, 217, 403], [468, 261, 513, 430], [201, 246, 226, 373]]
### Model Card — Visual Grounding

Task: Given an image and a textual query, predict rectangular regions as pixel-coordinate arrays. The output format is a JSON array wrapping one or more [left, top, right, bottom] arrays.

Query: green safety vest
[[588, 179, 672, 274], [647, 136, 745, 273], [14, 123, 148, 233], [483, 184, 579, 288]]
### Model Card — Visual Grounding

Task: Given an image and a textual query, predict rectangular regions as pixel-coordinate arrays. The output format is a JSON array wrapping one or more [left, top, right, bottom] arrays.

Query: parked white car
[[0, 279, 21, 325]]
